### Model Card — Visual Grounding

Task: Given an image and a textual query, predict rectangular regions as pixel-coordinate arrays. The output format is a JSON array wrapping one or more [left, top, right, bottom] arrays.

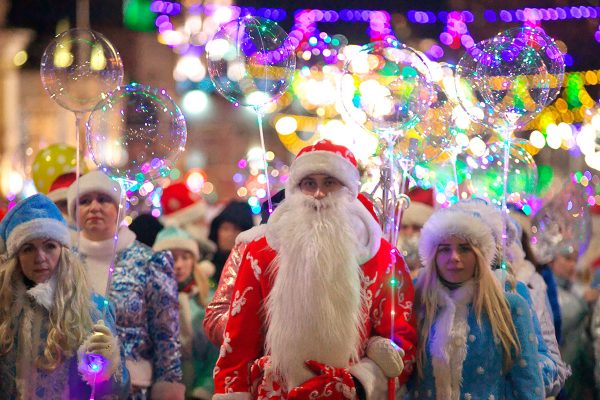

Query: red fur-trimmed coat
[[213, 236, 416, 400]]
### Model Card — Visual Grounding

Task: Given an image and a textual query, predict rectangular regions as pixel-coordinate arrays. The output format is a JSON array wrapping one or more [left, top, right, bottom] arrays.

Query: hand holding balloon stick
[[77, 320, 121, 399], [207, 16, 296, 214]]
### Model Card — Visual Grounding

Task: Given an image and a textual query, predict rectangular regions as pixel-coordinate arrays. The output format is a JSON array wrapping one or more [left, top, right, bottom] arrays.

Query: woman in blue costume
[[410, 205, 544, 400], [0, 194, 129, 399], [68, 171, 184, 399]]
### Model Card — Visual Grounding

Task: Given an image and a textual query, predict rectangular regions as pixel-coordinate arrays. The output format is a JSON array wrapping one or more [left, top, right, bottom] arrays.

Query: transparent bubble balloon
[[462, 140, 537, 207], [496, 27, 565, 107], [87, 83, 187, 184], [471, 31, 551, 131], [455, 38, 507, 131], [437, 62, 495, 147], [393, 79, 454, 164], [206, 16, 296, 110], [32, 144, 86, 194], [339, 39, 434, 143], [41, 29, 124, 113], [530, 180, 592, 264]]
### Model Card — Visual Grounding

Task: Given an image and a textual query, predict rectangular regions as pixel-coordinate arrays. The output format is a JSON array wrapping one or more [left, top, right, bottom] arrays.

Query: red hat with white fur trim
[[47, 172, 78, 204], [285, 139, 360, 198], [402, 187, 434, 227], [160, 182, 206, 226]]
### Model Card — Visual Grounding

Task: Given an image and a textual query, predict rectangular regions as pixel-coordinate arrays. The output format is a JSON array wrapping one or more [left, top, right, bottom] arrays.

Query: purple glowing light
[[427, 44, 444, 59], [499, 10, 512, 22], [439, 32, 454, 46], [461, 11, 474, 22], [483, 10, 497, 22], [564, 53, 574, 66], [461, 35, 475, 49]]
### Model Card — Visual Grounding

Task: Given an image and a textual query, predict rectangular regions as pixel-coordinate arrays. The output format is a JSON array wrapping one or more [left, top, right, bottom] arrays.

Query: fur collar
[[76, 226, 136, 256], [430, 281, 474, 400], [26, 274, 57, 311]]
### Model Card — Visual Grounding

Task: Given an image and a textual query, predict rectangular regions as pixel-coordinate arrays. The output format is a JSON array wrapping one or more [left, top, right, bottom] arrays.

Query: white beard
[[265, 189, 367, 389]]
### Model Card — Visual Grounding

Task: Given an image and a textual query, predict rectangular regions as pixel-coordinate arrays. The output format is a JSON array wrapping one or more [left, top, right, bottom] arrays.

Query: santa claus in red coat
[[213, 140, 416, 400]]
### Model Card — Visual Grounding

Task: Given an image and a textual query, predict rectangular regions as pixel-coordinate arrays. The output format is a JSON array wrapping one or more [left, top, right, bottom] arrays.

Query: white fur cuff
[[212, 393, 251, 400], [350, 358, 389, 400]]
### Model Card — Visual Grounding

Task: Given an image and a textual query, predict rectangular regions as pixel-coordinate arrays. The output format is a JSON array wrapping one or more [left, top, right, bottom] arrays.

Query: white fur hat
[[67, 170, 122, 221], [285, 139, 360, 198], [418, 205, 496, 270], [0, 194, 71, 257], [153, 226, 199, 260]]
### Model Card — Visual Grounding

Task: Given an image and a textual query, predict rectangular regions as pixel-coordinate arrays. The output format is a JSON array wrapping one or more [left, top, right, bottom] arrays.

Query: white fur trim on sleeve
[[349, 357, 389, 400]]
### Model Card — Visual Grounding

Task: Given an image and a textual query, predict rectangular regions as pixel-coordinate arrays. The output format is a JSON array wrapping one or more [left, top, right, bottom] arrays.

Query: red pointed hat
[[160, 181, 206, 226], [47, 172, 78, 203], [402, 187, 434, 227], [286, 139, 360, 197]]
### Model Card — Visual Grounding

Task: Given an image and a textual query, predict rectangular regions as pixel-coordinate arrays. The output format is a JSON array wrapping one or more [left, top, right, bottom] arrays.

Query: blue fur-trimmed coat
[[77, 234, 183, 399], [0, 280, 130, 399], [409, 282, 544, 400]]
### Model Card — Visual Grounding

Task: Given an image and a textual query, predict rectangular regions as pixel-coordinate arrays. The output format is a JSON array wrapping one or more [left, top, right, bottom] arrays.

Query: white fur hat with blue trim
[[418, 203, 496, 271], [0, 194, 71, 257]]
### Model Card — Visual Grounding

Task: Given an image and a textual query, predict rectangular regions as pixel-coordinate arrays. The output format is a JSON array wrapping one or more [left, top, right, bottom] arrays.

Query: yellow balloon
[[32, 144, 86, 194]]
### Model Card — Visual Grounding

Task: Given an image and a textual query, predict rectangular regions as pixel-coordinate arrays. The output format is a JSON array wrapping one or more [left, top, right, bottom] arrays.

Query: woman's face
[[435, 236, 477, 284], [172, 249, 195, 284], [78, 191, 119, 241], [217, 221, 241, 252], [552, 253, 578, 281], [18, 238, 62, 284]]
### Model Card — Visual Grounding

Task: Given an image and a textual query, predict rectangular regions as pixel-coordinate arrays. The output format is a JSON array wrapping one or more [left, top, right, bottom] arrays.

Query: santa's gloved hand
[[77, 320, 120, 384], [366, 336, 404, 378], [288, 360, 356, 400]]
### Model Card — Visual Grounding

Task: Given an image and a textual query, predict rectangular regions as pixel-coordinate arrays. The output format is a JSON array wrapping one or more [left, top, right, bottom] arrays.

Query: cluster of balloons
[[40, 29, 187, 187]]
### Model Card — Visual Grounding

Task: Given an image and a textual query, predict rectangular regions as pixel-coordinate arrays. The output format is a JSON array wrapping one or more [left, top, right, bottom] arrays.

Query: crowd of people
[[0, 139, 598, 399]]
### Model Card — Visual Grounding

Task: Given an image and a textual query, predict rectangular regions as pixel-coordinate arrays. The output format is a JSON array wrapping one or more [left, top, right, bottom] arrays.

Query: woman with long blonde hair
[[0, 194, 129, 399], [410, 205, 544, 400]]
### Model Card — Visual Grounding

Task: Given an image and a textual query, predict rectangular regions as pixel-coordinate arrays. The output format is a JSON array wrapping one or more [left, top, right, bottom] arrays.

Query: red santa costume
[[213, 140, 416, 400]]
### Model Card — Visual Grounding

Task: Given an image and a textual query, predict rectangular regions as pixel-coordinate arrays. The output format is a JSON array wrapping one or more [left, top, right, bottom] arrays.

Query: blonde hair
[[415, 243, 521, 375], [0, 248, 95, 371]]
